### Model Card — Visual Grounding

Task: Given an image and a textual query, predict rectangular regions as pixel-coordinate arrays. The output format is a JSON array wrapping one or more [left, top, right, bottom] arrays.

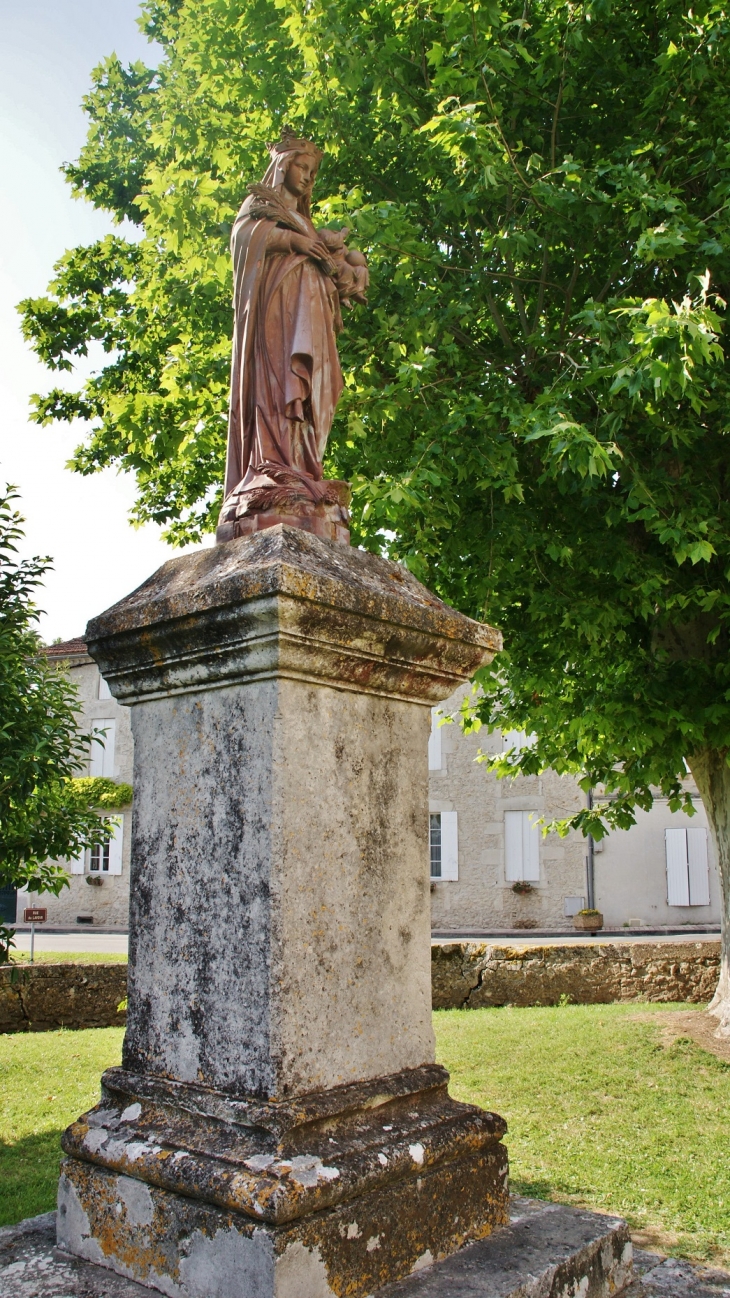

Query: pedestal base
[[216, 479, 351, 545], [2, 1199, 638, 1298], [58, 1065, 508, 1297]]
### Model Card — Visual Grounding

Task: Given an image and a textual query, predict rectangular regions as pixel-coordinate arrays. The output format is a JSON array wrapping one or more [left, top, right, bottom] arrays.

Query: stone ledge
[[85, 527, 501, 706]]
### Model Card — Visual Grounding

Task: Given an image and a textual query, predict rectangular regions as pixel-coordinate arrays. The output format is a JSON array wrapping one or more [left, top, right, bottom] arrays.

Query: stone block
[[1, 1199, 640, 1298]]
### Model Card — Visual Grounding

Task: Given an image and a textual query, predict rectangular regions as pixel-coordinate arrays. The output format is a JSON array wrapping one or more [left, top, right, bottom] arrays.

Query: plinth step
[[0, 1198, 633, 1298]]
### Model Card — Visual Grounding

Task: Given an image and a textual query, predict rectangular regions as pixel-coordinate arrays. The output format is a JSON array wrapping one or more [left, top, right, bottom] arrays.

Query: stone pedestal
[[58, 526, 506, 1297]]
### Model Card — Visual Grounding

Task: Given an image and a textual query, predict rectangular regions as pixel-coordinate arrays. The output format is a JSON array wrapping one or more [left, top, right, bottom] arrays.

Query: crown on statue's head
[[267, 125, 323, 165]]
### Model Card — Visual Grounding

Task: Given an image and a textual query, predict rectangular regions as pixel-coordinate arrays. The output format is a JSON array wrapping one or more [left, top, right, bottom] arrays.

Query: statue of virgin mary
[[216, 128, 367, 544]]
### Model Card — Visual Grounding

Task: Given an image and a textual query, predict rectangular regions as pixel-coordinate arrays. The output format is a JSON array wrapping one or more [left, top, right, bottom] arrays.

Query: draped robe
[[223, 199, 344, 502]]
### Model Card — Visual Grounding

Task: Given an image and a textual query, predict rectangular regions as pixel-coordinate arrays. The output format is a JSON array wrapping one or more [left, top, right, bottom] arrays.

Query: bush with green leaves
[[17, 0, 730, 1019], [0, 488, 113, 913]]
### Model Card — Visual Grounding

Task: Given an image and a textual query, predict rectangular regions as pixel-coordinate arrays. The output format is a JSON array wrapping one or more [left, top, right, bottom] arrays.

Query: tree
[[0, 488, 112, 925], [17, 0, 730, 1023]]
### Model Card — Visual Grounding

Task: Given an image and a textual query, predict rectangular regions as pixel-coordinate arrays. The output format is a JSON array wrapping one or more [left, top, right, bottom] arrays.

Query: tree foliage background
[[0, 490, 114, 905], [18, 0, 730, 857]]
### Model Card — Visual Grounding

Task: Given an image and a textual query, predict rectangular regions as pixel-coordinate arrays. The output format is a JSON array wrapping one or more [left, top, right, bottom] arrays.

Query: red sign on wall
[[24, 907, 47, 923]]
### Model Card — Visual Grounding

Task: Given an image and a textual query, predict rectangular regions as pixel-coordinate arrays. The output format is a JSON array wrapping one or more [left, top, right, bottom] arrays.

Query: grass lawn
[[436, 1003, 730, 1264], [1, 1004, 729, 1265], [0, 1026, 124, 1226]]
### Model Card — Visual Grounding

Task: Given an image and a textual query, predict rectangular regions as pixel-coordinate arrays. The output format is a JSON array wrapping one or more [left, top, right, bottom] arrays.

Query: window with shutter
[[665, 828, 690, 905], [440, 811, 459, 881], [504, 811, 540, 882], [428, 709, 443, 771], [665, 827, 710, 906], [430, 812, 458, 880], [90, 817, 124, 876], [98, 675, 112, 700], [68, 850, 85, 875], [89, 719, 116, 778], [429, 814, 442, 878], [107, 817, 124, 876], [503, 729, 527, 753]]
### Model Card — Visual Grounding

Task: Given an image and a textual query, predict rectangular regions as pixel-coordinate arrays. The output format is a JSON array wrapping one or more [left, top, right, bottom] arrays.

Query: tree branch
[[487, 295, 515, 350]]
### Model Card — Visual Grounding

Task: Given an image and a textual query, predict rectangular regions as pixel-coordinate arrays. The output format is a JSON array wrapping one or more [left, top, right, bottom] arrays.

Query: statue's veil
[[243, 128, 323, 221]]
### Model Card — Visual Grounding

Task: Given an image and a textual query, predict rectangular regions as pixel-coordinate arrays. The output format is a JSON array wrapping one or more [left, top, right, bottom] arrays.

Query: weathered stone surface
[[0, 963, 127, 1033], [123, 675, 435, 1098], [380, 1197, 633, 1297], [85, 525, 501, 706], [2, 1200, 640, 1298], [61, 1062, 506, 1214], [59, 1061, 509, 1294], [431, 941, 721, 1010], [632, 1251, 730, 1298], [0, 1211, 150, 1296]]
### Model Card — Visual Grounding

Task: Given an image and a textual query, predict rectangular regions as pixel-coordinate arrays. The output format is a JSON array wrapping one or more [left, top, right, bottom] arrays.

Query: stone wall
[[0, 963, 128, 1032], [431, 940, 721, 1010], [0, 942, 720, 1032]]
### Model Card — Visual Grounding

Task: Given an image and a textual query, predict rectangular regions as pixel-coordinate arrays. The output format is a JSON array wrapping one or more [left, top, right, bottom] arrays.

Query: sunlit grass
[[8, 951, 128, 964], [436, 1002, 730, 1264], [0, 1027, 124, 1225]]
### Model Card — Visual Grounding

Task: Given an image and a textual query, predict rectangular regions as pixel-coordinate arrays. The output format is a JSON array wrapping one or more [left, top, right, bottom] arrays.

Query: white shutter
[[440, 811, 459, 881], [687, 828, 710, 906], [504, 811, 524, 881], [522, 813, 541, 881], [90, 719, 116, 778], [107, 817, 124, 875], [428, 709, 443, 771], [98, 675, 112, 700], [68, 850, 85, 876], [505, 811, 540, 882], [503, 729, 526, 753], [665, 828, 690, 906]]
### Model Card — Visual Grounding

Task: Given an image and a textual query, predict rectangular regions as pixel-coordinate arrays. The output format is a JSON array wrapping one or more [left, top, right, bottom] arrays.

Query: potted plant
[[511, 881, 535, 895], [573, 908, 603, 931]]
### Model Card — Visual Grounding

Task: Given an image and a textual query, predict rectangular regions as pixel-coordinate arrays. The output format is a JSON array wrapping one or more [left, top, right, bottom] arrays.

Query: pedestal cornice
[[85, 526, 501, 705]]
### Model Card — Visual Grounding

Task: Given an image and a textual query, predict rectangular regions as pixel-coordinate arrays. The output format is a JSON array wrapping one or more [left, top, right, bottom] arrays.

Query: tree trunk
[[687, 747, 730, 1034]]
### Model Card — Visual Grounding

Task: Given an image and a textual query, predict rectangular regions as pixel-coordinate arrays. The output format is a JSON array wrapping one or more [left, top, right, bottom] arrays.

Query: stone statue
[[216, 128, 368, 545]]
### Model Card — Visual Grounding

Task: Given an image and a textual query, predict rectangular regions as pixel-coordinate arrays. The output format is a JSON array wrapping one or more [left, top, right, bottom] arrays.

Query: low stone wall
[[0, 942, 721, 1031], [431, 940, 721, 1010], [0, 963, 128, 1032]]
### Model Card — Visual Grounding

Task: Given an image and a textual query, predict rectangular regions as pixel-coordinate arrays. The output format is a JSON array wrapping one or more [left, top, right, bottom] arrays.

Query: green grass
[[8, 951, 128, 964], [435, 1003, 730, 1264], [2, 1005, 729, 1265], [0, 1027, 124, 1225]]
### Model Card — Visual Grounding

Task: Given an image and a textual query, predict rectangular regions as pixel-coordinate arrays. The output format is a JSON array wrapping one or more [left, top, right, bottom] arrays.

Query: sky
[[0, 1, 211, 643]]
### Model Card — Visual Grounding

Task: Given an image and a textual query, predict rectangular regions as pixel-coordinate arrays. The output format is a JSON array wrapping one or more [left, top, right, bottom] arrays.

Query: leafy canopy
[[0, 489, 114, 894], [18, 0, 730, 831]]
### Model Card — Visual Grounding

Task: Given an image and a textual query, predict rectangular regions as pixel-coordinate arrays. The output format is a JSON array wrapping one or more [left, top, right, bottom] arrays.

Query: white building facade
[[15, 639, 133, 930], [12, 652, 721, 934], [428, 685, 720, 933]]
